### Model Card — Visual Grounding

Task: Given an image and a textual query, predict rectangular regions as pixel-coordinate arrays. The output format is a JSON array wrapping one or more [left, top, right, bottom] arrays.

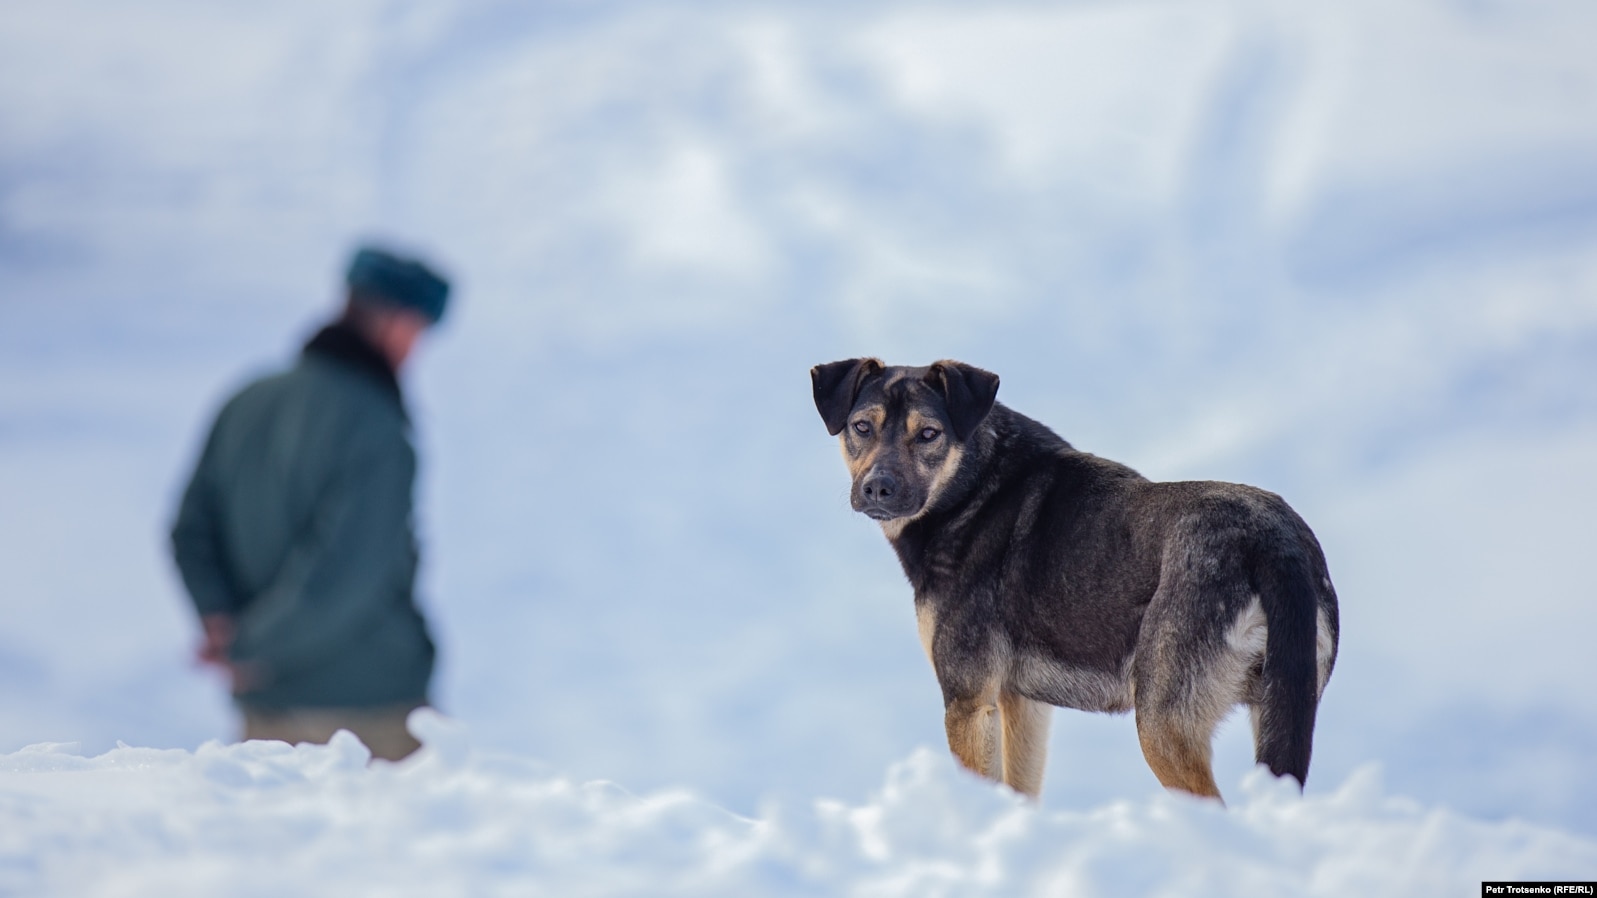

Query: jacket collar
[[302, 322, 404, 404]]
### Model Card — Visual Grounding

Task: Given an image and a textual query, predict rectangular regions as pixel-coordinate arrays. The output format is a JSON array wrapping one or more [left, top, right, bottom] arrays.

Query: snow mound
[[1, 711, 1589, 897]]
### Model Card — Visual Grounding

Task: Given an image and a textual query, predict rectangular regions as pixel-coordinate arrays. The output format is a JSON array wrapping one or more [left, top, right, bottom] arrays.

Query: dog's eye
[[918, 427, 942, 442], [851, 420, 872, 437]]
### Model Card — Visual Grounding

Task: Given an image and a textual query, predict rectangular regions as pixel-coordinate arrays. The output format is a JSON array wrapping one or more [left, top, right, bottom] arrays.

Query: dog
[[811, 358, 1339, 801]]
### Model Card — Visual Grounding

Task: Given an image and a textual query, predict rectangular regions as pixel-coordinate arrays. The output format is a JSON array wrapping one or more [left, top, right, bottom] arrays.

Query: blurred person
[[170, 246, 450, 762]]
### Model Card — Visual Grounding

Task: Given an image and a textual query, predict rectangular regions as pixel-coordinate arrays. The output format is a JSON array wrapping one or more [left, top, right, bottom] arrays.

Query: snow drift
[[2, 711, 1590, 897]]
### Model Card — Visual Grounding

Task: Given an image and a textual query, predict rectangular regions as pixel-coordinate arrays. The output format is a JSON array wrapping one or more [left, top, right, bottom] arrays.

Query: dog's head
[[811, 358, 1000, 525]]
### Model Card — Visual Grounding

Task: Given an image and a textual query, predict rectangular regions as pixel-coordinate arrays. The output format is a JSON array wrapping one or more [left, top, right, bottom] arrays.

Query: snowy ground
[[4, 712, 1593, 897], [3, 0, 1597, 890]]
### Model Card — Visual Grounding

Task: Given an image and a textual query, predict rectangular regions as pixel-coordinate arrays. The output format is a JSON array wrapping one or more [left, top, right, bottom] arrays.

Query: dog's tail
[[1252, 548, 1327, 787]]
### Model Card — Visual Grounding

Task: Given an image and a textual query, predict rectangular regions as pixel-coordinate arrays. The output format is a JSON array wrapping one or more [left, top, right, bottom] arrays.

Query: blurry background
[[3, 0, 1595, 834]]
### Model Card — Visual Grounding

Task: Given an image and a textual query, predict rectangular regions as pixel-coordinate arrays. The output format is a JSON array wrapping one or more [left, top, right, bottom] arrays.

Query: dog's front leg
[[999, 691, 1051, 799], [943, 685, 1002, 782]]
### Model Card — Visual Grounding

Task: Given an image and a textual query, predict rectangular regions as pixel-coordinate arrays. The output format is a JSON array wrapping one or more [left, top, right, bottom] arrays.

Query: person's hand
[[195, 614, 235, 667], [195, 614, 265, 695]]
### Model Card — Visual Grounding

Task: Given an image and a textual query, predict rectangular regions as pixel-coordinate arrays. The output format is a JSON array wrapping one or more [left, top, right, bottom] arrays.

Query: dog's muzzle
[[855, 468, 914, 520]]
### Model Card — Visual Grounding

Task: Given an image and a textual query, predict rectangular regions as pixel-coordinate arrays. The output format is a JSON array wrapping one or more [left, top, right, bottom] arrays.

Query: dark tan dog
[[812, 358, 1339, 801]]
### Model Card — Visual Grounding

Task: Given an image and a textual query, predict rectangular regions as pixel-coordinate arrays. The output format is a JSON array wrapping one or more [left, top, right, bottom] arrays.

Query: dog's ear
[[926, 361, 1000, 440], [811, 358, 883, 435]]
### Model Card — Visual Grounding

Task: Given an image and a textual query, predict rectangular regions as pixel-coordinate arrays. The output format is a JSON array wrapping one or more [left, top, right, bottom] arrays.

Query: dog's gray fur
[[812, 358, 1339, 801]]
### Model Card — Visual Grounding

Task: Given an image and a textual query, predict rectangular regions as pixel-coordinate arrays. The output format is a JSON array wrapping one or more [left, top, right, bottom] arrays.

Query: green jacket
[[171, 323, 435, 710]]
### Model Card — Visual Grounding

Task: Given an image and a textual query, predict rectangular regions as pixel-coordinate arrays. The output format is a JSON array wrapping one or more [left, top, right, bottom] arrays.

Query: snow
[[3, 0, 1597, 887], [4, 711, 1591, 897]]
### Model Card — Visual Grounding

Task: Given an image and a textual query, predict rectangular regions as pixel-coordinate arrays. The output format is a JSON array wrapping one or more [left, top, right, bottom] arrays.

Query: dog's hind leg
[[1135, 707, 1224, 801], [1133, 589, 1239, 802], [944, 685, 1002, 782], [999, 690, 1051, 799]]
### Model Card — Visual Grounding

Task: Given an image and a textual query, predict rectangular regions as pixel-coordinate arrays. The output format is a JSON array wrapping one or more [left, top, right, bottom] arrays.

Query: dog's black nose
[[862, 470, 898, 502]]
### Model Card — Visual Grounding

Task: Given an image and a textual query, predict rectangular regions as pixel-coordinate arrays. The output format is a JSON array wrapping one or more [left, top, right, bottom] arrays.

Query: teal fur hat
[[345, 246, 450, 323]]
